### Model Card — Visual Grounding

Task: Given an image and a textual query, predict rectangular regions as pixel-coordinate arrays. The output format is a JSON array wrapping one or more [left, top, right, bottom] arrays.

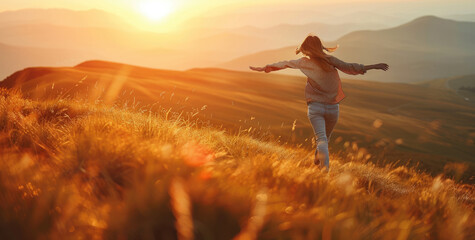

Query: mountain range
[[219, 16, 475, 82], [1, 9, 474, 83], [0, 8, 442, 81]]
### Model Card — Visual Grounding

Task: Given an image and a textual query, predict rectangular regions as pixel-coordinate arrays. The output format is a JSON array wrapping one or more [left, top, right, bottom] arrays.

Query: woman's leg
[[307, 102, 328, 169], [323, 104, 339, 169], [324, 104, 339, 140]]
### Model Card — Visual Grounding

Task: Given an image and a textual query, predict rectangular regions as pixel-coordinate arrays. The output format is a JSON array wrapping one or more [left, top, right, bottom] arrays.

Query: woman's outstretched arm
[[364, 63, 389, 71], [250, 58, 303, 73], [249, 65, 283, 73], [327, 56, 389, 75]]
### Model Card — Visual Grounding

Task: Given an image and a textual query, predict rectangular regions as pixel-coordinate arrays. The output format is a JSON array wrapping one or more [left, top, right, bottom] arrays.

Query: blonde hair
[[296, 35, 338, 72]]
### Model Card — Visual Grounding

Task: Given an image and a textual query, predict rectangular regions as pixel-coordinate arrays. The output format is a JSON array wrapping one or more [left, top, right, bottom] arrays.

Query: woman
[[250, 35, 388, 171]]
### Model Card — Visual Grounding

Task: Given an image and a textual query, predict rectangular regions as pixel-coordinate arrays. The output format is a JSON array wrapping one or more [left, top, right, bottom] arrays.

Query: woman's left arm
[[327, 56, 367, 75], [327, 56, 389, 75], [364, 63, 389, 71]]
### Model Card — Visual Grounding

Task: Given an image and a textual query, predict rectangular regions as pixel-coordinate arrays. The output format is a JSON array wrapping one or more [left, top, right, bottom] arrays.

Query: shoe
[[314, 150, 319, 165], [314, 157, 320, 166]]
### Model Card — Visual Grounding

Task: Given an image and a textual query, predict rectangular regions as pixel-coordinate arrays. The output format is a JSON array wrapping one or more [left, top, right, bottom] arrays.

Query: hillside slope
[[0, 89, 474, 239], [0, 42, 97, 80], [417, 75, 475, 104], [1, 60, 474, 180]]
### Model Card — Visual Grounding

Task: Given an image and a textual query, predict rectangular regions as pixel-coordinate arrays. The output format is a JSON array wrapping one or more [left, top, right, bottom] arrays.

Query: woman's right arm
[[250, 58, 303, 73]]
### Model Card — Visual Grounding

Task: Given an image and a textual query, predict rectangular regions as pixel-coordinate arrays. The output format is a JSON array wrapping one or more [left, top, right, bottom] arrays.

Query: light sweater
[[267, 55, 366, 104]]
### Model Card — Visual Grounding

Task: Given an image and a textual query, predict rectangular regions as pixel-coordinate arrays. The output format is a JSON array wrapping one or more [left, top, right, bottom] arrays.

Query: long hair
[[296, 35, 338, 72]]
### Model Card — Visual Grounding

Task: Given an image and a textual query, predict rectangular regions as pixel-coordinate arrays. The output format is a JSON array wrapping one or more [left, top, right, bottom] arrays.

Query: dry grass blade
[[170, 178, 194, 240]]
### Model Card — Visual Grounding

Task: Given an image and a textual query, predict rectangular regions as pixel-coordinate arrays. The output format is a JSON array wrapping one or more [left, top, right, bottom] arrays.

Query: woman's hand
[[375, 63, 389, 71]]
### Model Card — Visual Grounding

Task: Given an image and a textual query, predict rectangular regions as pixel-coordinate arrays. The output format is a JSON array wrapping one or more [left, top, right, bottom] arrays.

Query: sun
[[138, 1, 175, 22]]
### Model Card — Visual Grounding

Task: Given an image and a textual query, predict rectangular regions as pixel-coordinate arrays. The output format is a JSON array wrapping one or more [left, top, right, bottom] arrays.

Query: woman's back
[[266, 55, 366, 104]]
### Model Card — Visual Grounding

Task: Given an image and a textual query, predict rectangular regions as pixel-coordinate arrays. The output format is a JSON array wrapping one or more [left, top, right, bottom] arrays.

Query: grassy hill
[[1, 88, 474, 239], [1, 60, 474, 182], [418, 75, 475, 103], [219, 16, 475, 83], [0, 42, 97, 80]]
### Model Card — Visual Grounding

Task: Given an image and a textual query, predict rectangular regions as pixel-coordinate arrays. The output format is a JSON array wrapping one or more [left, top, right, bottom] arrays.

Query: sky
[[2, 0, 474, 16], [1, 0, 474, 30]]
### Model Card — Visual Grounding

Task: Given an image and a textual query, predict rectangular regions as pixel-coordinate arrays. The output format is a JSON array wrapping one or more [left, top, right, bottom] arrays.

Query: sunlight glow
[[138, 1, 175, 22]]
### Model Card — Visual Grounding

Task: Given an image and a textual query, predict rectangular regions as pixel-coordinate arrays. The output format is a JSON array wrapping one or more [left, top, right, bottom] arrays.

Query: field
[[418, 75, 475, 104], [1, 87, 474, 239], [2, 61, 474, 181]]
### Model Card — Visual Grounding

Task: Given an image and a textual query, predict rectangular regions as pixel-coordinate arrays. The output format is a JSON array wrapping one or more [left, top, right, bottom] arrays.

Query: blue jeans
[[307, 102, 339, 170]]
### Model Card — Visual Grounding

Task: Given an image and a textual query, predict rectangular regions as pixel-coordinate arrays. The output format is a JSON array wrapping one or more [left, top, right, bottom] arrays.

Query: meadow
[[2, 61, 474, 182], [1, 88, 474, 240]]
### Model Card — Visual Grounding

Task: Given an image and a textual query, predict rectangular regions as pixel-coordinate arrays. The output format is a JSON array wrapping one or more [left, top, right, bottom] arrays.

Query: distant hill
[[0, 8, 394, 79], [337, 15, 474, 54], [0, 42, 97, 80], [1, 60, 474, 175], [418, 75, 475, 90], [0, 8, 131, 29], [219, 16, 475, 83], [447, 13, 475, 22], [418, 75, 475, 103], [227, 21, 387, 47], [0, 17, 214, 74], [183, 32, 276, 57], [180, 9, 401, 29], [0, 23, 169, 52], [0, 21, 253, 76]]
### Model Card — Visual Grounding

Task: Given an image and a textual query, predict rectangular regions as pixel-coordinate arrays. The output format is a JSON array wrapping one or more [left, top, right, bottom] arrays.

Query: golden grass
[[0, 88, 474, 240], [4, 62, 474, 180]]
